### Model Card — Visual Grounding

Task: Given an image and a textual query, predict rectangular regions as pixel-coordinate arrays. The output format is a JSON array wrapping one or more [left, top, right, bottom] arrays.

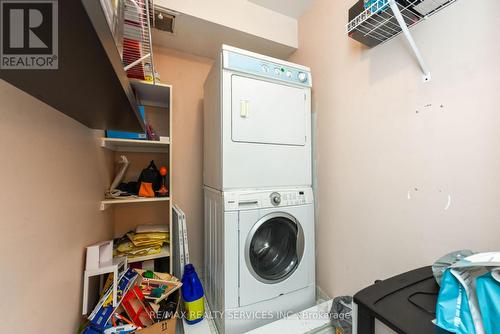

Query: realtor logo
[[1, 0, 58, 69]]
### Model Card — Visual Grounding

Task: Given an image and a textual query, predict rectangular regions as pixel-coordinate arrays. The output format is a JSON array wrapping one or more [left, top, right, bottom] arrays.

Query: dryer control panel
[[223, 46, 312, 87], [224, 188, 313, 211]]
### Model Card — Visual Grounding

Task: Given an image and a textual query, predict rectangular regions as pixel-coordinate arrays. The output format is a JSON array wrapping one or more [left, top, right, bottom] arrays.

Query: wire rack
[[116, 0, 157, 83], [347, 0, 456, 46]]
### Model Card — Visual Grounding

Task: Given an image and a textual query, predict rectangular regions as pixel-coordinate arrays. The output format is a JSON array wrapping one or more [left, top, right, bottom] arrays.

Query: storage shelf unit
[[100, 197, 170, 211], [127, 245, 171, 264], [101, 137, 170, 153], [103, 74, 173, 273]]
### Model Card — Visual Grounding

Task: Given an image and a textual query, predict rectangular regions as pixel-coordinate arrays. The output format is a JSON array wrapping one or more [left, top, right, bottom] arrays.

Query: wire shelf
[[347, 0, 456, 46], [115, 0, 157, 83]]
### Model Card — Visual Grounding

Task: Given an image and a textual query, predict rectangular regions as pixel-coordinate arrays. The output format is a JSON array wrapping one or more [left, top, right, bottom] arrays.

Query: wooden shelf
[[126, 245, 170, 263], [0, 0, 144, 132], [101, 137, 170, 153], [100, 197, 170, 210], [130, 80, 172, 108]]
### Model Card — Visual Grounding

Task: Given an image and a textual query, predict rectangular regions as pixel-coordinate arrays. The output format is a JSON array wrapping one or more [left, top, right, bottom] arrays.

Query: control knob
[[298, 72, 308, 82], [270, 192, 281, 206]]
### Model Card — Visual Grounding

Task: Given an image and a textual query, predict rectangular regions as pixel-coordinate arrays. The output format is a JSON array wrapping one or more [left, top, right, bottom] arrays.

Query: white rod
[[388, 0, 431, 80], [124, 53, 151, 71]]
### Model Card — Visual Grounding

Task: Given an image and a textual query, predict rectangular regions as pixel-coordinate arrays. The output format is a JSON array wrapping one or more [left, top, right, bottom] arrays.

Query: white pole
[[388, 0, 431, 82]]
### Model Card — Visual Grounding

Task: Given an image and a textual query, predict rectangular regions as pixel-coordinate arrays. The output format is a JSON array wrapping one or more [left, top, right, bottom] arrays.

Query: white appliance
[[204, 187, 316, 334], [203, 45, 313, 191]]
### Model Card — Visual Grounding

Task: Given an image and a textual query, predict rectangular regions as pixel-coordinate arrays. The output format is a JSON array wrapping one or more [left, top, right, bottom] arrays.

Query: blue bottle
[[181, 264, 205, 324]]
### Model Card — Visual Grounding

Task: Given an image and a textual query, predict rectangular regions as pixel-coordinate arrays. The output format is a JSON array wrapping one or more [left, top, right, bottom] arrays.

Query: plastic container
[[181, 264, 205, 325]]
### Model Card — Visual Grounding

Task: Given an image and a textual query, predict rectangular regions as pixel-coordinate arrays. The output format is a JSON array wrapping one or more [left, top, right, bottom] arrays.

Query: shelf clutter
[[80, 204, 195, 334], [114, 225, 170, 263], [128, 245, 171, 264], [80, 266, 181, 334], [347, 0, 456, 47], [80, 224, 178, 333]]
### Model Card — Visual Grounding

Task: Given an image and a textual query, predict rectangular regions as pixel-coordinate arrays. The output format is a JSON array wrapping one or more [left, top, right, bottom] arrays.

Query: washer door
[[245, 212, 305, 284]]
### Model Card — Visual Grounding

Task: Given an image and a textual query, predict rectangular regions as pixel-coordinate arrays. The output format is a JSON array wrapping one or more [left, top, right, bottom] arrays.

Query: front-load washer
[[203, 45, 313, 191], [204, 187, 316, 333]]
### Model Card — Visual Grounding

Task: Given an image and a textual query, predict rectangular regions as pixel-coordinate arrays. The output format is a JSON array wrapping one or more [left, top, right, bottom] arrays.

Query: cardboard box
[[136, 290, 180, 334], [137, 318, 176, 334]]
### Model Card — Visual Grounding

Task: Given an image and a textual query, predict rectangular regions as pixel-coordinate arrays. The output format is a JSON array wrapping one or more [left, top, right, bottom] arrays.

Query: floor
[[180, 288, 332, 334]]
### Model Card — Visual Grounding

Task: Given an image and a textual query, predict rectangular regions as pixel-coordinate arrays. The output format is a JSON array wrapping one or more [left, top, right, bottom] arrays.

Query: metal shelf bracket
[[388, 0, 431, 82]]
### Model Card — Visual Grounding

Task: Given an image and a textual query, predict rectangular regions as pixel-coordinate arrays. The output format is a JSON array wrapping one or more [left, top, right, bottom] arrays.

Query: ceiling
[[152, 13, 296, 60], [247, 0, 312, 19]]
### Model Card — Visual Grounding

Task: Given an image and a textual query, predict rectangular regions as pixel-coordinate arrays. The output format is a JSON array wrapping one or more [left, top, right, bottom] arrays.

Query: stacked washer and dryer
[[203, 45, 315, 334]]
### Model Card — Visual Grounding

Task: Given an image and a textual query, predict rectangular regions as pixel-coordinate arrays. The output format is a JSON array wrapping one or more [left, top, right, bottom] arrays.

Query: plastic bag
[[433, 250, 474, 286], [330, 296, 352, 334], [436, 268, 482, 334], [435, 252, 500, 334], [476, 269, 500, 334]]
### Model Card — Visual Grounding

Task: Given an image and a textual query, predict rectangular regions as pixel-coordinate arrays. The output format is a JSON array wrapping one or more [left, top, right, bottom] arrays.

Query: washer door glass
[[248, 214, 304, 283]]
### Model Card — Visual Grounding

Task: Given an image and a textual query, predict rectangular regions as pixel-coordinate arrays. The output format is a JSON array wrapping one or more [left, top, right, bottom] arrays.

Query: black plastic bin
[[353, 266, 452, 334]]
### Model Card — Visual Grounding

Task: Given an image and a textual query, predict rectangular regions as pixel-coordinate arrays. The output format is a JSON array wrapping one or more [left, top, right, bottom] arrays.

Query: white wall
[[155, 0, 298, 48], [290, 0, 500, 296]]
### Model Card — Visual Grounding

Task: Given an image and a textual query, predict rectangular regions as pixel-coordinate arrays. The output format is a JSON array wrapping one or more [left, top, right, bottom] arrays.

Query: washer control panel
[[224, 49, 312, 87], [224, 188, 313, 211], [279, 191, 307, 206]]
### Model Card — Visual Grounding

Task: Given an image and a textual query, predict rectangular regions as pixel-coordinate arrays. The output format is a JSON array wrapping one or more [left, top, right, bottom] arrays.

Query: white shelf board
[[101, 137, 170, 153], [100, 197, 170, 210], [130, 79, 171, 108], [126, 245, 170, 264]]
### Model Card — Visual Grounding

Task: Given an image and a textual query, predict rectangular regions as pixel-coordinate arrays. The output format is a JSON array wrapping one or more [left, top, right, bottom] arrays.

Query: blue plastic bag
[[476, 271, 500, 334], [436, 269, 478, 334], [435, 252, 500, 334]]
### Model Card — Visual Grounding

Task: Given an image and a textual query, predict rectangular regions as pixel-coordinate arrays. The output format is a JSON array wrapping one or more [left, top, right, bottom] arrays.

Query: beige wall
[[290, 0, 500, 297], [153, 47, 213, 270], [0, 80, 114, 332]]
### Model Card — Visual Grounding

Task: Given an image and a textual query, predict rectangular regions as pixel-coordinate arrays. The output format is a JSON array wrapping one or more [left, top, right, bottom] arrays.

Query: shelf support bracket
[[388, 0, 431, 82], [100, 202, 109, 211]]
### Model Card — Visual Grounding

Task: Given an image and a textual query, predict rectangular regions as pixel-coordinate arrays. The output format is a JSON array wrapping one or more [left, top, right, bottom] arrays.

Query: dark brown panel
[[0, 0, 144, 132]]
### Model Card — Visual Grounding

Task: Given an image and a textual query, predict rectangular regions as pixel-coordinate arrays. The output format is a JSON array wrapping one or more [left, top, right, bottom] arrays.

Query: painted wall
[[0, 80, 114, 332], [153, 46, 213, 270], [290, 0, 500, 297], [155, 0, 298, 48]]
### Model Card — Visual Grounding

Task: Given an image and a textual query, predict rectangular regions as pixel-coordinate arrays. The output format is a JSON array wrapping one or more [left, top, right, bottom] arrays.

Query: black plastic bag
[[137, 160, 162, 191]]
